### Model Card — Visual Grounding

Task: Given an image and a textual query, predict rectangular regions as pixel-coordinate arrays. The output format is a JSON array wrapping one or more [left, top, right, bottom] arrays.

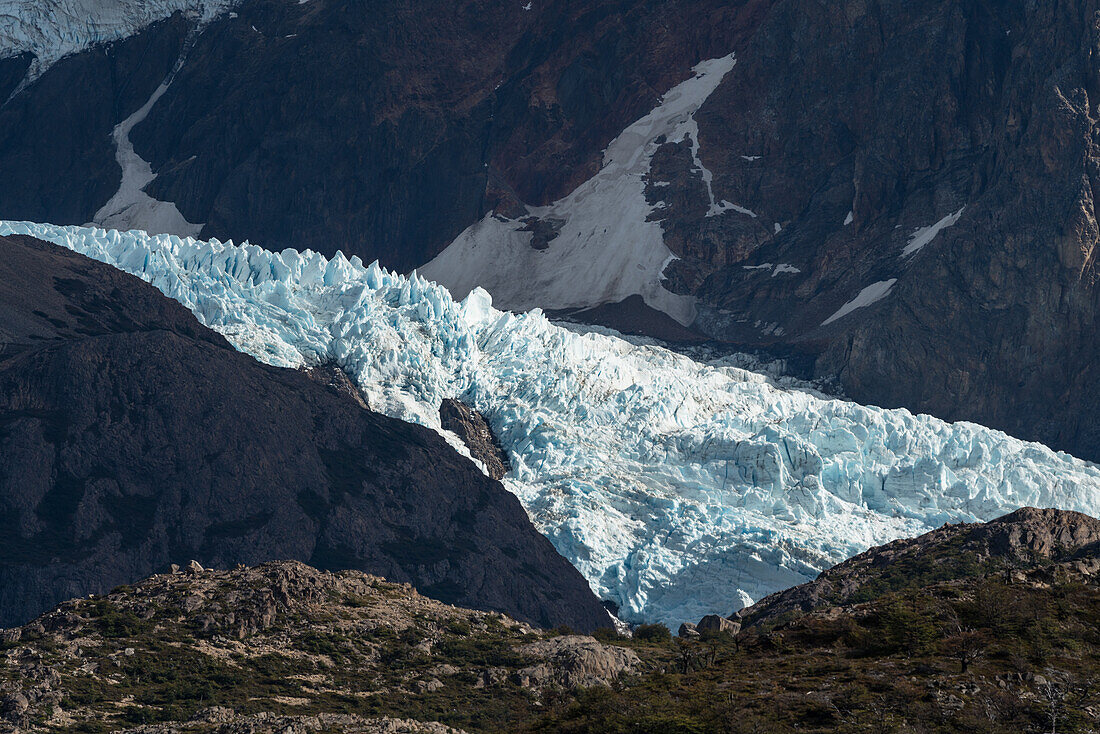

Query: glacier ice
[[0, 0, 239, 82], [6, 220, 1100, 628]]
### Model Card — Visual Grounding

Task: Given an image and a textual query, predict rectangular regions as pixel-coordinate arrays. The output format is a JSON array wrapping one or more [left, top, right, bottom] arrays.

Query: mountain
[[3, 509, 1099, 733], [1, 0, 1098, 465], [9, 220, 1100, 631], [0, 233, 610, 631]]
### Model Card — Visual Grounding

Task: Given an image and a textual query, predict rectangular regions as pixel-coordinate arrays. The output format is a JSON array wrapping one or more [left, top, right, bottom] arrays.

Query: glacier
[[0, 0, 239, 82], [6, 220, 1100, 628]]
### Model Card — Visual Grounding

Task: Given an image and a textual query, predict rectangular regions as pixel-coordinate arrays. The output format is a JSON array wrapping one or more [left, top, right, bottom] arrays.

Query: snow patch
[[421, 54, 737, 327], [821, 279, 897, 326], [7, 222, 1100, 630], [843, 211, 853, 226], [743, 263, 800, 277], [709, 200, 756, 218], [902, 207, 965, 257], [90, 70, 203, 238]]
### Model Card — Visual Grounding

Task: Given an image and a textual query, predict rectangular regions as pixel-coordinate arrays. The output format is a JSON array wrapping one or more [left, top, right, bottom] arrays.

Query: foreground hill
[[0, 235, 609, 631], [3, 508, 1099, 733], [741, 507, 1100, 627]]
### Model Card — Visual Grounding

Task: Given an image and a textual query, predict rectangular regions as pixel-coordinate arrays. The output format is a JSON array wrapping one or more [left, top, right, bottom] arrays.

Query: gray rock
[[697, 615, 740, 635], [516, 635, 640, 688]]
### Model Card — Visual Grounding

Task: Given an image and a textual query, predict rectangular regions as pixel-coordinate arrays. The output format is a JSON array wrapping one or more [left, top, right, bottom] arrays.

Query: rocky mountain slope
[[2, 0, 1099, 464], [0, 560, 640, 733], [0, 235, 609, 632], [3, 508, 1099, 733], [741, 506, 1100, 626]]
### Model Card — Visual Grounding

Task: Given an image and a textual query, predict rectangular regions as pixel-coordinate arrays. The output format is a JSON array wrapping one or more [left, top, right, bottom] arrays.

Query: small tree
[[943, 627, 987, 673], [1038, 671, 1068, 734]]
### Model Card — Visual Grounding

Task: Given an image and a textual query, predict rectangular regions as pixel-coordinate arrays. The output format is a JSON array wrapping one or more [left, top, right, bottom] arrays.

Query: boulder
[[516, 635, 640, 688], [697, 615, 740, 635]]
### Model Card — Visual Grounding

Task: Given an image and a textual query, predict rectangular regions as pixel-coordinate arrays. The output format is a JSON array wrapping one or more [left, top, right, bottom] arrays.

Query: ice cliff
[[0, 0, 238, 80]]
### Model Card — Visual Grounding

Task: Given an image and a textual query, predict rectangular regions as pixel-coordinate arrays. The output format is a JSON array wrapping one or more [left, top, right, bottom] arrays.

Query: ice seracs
[[0, 0, 240, 82], [6, 220, 1100, 629], [421, 54, 737, 328]]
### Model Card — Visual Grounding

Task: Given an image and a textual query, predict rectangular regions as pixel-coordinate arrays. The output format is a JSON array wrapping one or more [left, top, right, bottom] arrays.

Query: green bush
[[592, 626, 622, 642], [634, 623, 671, 642]]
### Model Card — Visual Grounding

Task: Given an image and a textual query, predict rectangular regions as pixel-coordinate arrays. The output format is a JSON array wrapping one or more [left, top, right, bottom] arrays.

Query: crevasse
[[6, 220, 1100, 627]]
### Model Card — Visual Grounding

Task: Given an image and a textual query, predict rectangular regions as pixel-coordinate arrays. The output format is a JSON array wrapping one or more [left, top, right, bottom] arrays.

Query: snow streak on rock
[[902, 207, 965, 258], [6, 221, 1100, 628], [421, 55, 737, 327], [821, 279, 898, 326], [91, 71, 203, 238]]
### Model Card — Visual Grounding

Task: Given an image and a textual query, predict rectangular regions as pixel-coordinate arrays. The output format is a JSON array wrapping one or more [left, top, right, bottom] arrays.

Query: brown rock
[[438, 399, 511, 480]]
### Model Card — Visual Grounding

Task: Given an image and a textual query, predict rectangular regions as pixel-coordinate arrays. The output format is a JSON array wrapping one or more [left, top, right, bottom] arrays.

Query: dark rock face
[[0, 236, 609, 632], [438, 399, 511, 481], [0, 53, 31, 101], [742, 507, 1100, 626], [0, 0, 750, 271], [680, 0, 1100, 461], [0, 16, 190, 226]]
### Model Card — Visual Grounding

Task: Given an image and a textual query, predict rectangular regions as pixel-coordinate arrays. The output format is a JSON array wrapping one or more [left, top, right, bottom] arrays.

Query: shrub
[[592, 626, 622, 642], [634, 623, 671, 643]]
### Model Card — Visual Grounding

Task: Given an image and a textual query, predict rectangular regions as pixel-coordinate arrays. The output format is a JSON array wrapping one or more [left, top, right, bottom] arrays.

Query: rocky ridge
[[0, 561, 639, 733], [0, 235, 609, 632], [741, 506, 1100, 627]]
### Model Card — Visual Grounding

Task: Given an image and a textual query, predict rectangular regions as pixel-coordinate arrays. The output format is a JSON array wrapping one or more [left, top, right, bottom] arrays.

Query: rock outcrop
[[438, 399, 511, 480], [514, 635, 640, 688], [696, 614, 741, 636], [0, 235, 609, 632], [742, 507, 1100, 626]]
